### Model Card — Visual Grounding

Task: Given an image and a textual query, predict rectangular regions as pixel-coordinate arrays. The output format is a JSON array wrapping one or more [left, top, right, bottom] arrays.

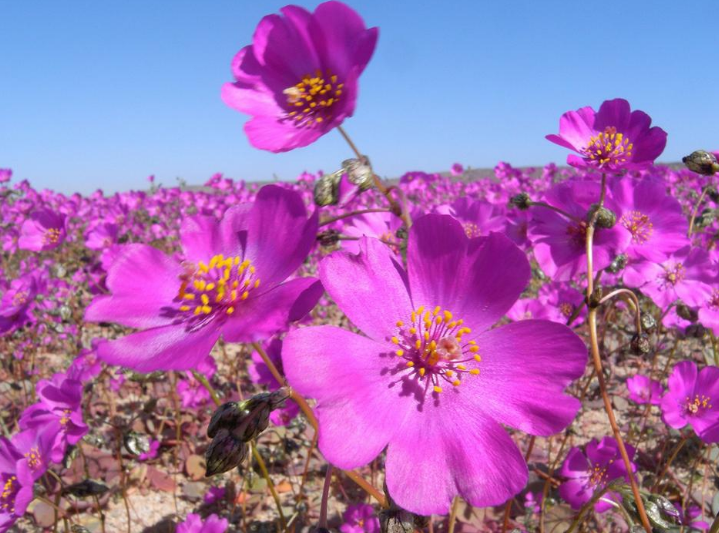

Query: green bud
[[510, 192, 532, 210], [607, 254, 628, 274], [587, 204, 616, 229], [342, 156, 373, 191], [313, 171, 342, 207], [683, 150, 719, 175], [207, 389, 290, 442], [676, 303, 698, 322]]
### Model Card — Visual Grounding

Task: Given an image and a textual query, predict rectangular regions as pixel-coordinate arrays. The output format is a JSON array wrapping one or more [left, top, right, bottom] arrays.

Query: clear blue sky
[[1, 0, 718, 194]]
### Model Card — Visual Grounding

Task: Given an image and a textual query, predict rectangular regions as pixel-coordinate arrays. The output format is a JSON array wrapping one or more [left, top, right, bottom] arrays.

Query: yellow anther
[[232, 280, 239, 288], [429, 340, 437, 350], [409, 327, 417, 334], [209, 256, 219, 269], [234, 257, 240, 265], [226, 307, 235, 315], [254, 279, 261, 288], [433, 386, 443, 394], [470, 369, 480, 375], [411, 312, 417, 322], [470, 346, 479, 353], [445, 370, 454, 377], [205, 282, 216, 291], [183, 293, 195, 300], [444, 311, 453, 321], [468, 340, 477, 345], [243, 279, 250, 288], [241, 291, 249, 300], [194, 280, 206, 291], [435, 316, 443, 324], [457, 364, 467, 370], [448, 321, 457, 328], [396, 321, 404, 327], [250, 266, 256, 274], [391, 337, 399, 344], [433, 306, 441, 316], [419, 368, 426, 377], [423, 331, 430, 341], [474, 354, 482, 362], [198, 261, 209, 273], [396, 349, 404, 356], [231, 290, 237, 300], [194, 306, 202, 315], [415, 339, 422, 349], [452, 380, 461, 386], [180, 305, 190, 312], [417, 306, 425, 314], [202, 305, 212, 314], [201, 294, 210, 305], [406, 361, 414, 367]]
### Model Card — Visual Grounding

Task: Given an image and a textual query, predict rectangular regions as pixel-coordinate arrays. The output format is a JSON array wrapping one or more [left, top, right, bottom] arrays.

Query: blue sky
[[1, 0, 718, 194]]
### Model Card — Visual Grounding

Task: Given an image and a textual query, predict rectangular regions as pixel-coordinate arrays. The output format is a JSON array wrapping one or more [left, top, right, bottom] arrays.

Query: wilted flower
[[283, 214, 586, 514], [222, 1, 378, 152], [546, 98, 667, 171]]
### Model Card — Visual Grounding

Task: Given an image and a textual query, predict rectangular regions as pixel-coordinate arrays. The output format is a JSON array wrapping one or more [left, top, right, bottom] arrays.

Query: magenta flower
[[0, 169, 11, 183], [203, 486, 226, 505], [86, 186, 322, 372], [138, 439, 160, 462], [626, 374, 663, 405], [661, 361, 719, 443], [18, 209, 67, 251], [546, 98, 667, 171], [529, 179, 630, 280], [0, 275, 38, 336], [282, 215, 587, 514], [0, 443, 33, 532], [624, 246, 715, 309], [341, 211, 402, 254], [85, 222, 119, 251], [176, 513, 228, 533], [340, 503, 379, 533], [699, 289, 719, 336], [19, 372, 88, 462], [221, 1, 378, 152], [435, 198, 506, 238], [450, 163, 464, 176], [538, 281, 586, 325], [558, 437, 636, 512], [609, 177, 688, 263]]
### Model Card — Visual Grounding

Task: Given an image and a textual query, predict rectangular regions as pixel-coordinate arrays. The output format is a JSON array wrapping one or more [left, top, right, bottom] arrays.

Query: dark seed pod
[[630, 332, 651, 355], [607, 253, 628, 274], [676, 303, 698, 322], [205, 429, 248, 476], [317, 229, 341, 247], [640, 313, 656, 332], [683, 150, 719, 175]]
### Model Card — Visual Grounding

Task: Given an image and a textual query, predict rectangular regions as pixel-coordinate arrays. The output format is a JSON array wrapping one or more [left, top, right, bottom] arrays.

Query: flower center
[[43, 227, 61, 245], [284, 70, 343, 128], [24, 446, 42, 471], [685, 394, 712, 415], [620, 211, 654, 244], [559, 302, 574, 317], [588, 463, 610, 488], [661, 263, 685, 287], [708, 290, 719, 310], [566, 221, 588, 248], [582, 126, 633, 167], [12, 291, 28, 306], [463, 222, 481, 238], [391, 306, 481, 394], [177, 254, 261, 318], [59, 408, 72, 426], [0, 474, 18, 514]]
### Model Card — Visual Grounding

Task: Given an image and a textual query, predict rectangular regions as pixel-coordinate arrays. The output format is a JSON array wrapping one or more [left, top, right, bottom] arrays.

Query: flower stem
[[448, 497, 461, 533], [251, 342, 388, 508], [337, 125, 412, 228], [598, 288, 642, 334], [251, 442, 288, 531], [585, 173, 652, 533], [501, 436, 535, 532], [688, 186, 709, 237], [319, 465, 333, 529], [651, 435, 688, 493], [192, 371, 222, 406], [319, 208, 392, 227]]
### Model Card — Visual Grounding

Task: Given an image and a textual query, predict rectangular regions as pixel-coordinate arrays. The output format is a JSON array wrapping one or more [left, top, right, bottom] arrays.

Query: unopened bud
[[676, 303, 698, 322], [342, 157, 373, 191], [317, 229, 341, 247], [685, 323, 706, 339], [205, 428, 248, 476], [683, 150, 719, 175], [630, 333, 651, 355], [607, 254, 628, 274], [313, 171, 342, 207], [123, 431, 150, 456], [510, 192, 531, 210], [641, 313, 657, 332], [587, 286, 603, 308], [62, 480, 109, 498], [587, 204, 616, 229], [207, 389, 290, 443]]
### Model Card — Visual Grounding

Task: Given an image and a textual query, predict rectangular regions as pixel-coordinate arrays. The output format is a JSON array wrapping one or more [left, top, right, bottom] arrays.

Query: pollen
[[582, 126, 633, 168], [283, 70, 344, 129]]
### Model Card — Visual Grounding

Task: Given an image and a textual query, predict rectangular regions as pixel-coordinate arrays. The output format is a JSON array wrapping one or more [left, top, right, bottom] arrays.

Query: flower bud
[[641, 313, 657, 332], [317, 229, 341, 248], [313, 171, 342, 207], [207, 389, 290, 442], [587, 204, 616, 229], [510, 192, 531, 210], [630, 332, 651, 355], [676, 303, 698, 322], [124, 431, 150, 456], [683, 150, 719, 175], [342, 156, 374, 191], [205, 428, 248, 476], [62, 480, 109, 498], [607, 253, 628, 274], [587, 286, 603, 308]]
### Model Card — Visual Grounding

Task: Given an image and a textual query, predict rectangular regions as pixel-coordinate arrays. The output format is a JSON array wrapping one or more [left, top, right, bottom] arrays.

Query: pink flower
[[626, 374, 663, 405], [282, 215, 586, 514], [176, 513, 228, 533], [546, 98, 667, 171], [0, 169, 12, 183], [18, 209, 67, 252], [86, 186, 322, 372], [222, 1, 378, 152], [661, 361, 719, 443], [450, 163, 464, 176], [340, 503, 379, 533]]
